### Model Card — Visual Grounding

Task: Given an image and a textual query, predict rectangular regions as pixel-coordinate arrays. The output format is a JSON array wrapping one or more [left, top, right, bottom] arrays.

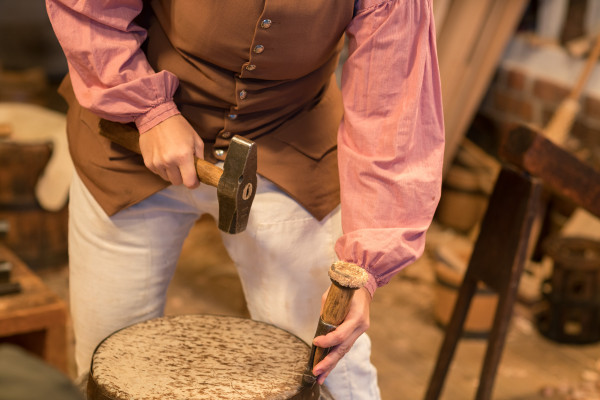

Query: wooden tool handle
[[195, 158, 222, 187], [309, 262, 368, 371], [544, 32, 600, 144], [99, 119, 222, 188], [568, 33, 600, 103], [312, 282, 357, 369]]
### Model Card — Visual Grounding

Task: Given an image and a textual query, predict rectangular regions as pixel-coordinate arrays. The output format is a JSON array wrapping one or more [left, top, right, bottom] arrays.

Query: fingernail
[[314, 370, 322, 376]]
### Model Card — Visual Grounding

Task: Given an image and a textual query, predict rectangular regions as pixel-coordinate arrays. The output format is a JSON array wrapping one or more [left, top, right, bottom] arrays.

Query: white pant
[[68, 171, 380, 399]]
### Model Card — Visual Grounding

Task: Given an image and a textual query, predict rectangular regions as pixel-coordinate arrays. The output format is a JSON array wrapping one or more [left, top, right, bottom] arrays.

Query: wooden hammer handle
[[195, 158, 222, 187], [99, 119, 223, 187]]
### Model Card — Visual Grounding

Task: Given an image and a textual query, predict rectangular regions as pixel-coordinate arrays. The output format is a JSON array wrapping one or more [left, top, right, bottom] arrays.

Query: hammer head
[[217, 136, 257, 234]]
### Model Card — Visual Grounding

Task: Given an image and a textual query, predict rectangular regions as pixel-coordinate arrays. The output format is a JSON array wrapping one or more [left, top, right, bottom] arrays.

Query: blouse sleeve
[[46, 0, 180, 132], [336, 0, 445, 296]]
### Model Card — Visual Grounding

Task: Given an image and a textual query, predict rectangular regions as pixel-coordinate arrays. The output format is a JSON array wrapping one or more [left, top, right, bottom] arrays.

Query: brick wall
[[479, 36, 600, 170]]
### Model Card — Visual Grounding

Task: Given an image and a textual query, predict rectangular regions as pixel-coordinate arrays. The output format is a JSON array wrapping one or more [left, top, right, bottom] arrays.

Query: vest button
[[239, 90, 247, 100], [245, 64, 256, 71], [253, 45, 264, 54], [261, 19, 272, 29], [214, 149, 225, 157], [221, 131, 232, 139], [228, 114, 238, 120]]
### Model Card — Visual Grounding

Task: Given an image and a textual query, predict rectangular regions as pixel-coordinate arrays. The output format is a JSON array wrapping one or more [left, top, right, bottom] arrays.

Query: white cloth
[[0, 102, 72, 211], [68, 171, 380, 399]]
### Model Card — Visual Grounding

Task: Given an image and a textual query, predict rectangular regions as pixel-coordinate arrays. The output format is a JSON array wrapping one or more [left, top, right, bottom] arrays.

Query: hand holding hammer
[[98, 118, 257, 234], [303, 261, 370, 387]]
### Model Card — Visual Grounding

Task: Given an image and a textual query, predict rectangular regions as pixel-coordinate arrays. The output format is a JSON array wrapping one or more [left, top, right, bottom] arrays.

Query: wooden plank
[[437, 0, 493, 111], [433, 0, 453, 38], [442, 0, 528, 174], [500, 126, 600, 218]]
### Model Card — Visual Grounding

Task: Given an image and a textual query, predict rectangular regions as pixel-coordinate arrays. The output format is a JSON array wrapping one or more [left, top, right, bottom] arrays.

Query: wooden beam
[[440, 0, 528, 175], [500, 126, 600, 219], [437, 0, 493, 110], [433, 0, 453, 38]]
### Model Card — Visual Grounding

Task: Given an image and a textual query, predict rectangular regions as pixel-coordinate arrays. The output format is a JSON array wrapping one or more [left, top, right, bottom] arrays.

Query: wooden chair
[[425, 126, 600, 399]]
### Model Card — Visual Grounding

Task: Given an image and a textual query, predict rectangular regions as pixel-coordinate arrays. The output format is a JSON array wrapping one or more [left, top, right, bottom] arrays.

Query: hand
[[312, 287, 372, 385], [139, 114, 205, 188]]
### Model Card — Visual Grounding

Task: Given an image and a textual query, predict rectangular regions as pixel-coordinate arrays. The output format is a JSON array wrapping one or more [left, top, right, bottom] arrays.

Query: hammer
[[98, 119, 257, 234], [303, 261, 368, 387]]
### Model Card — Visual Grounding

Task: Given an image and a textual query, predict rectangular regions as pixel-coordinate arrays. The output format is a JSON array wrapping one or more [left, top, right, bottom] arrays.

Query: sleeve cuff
[[364, 272, 378, 298], [134, 100, 180, 133]]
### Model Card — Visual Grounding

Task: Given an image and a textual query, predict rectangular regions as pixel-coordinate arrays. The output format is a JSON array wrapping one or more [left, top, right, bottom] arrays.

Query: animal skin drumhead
[[87, 314, 320, 400]]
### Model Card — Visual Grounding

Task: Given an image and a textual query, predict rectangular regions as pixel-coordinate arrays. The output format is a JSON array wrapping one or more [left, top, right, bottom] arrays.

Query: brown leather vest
[[60, 0, 354, 220]]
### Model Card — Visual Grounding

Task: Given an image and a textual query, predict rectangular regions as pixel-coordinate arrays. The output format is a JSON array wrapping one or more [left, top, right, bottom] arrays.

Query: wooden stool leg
[[424, 276, 478, 400], [425, 167, 542, 400], [475, 293, 517, 399]]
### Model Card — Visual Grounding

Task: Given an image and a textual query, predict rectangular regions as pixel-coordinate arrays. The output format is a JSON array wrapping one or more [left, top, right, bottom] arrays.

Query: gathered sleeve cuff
[[46, 0, 181, 132]]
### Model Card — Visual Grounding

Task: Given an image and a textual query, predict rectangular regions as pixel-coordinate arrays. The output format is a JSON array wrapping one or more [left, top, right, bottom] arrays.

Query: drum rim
[[86, 314, 321, 400]]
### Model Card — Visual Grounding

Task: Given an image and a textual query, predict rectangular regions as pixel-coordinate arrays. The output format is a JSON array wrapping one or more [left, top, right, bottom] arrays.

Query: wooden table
[[0, 244, 68, 374]]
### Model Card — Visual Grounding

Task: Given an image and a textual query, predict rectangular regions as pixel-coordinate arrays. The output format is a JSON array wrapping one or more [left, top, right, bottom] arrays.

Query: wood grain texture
[[320, 284, 354, 327], [310, 262, 368, 371], [440, 0, 528, 174], [311, 283, 355, 370], [195, 158, 222, 187], [500, 126, 600, 218]]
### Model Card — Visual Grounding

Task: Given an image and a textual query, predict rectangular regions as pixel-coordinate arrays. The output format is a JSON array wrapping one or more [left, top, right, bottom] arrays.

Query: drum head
[[87, 315, 320, 400]]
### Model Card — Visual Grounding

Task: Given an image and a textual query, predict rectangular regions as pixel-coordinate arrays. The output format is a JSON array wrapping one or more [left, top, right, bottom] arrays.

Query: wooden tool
[[303, 261, 368, 386], [87, 315, 323, 400], [98, 119, 257, 234], [544, 32, 600, 144]]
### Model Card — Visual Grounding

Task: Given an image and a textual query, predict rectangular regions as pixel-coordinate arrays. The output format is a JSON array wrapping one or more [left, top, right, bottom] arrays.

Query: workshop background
[[1, 0, 600, 399]]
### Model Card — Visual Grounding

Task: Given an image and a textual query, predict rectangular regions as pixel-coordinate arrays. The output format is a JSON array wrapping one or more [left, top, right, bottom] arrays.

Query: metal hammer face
[[217, 135, 257, 234]]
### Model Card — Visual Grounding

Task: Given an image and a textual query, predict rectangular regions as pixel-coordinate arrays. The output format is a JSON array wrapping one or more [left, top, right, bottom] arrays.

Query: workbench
[[0, 244, 68, 374]]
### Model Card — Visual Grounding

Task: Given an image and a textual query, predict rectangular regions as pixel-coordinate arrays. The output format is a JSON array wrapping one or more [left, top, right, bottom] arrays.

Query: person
[[46, 0, 444, 398]]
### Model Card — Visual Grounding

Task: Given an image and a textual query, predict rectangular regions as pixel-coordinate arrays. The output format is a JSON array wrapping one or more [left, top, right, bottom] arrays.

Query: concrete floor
[[37, 216, 600, 400]]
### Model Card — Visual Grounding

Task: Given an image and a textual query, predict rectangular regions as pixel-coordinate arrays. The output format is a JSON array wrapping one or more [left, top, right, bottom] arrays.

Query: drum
[[87, 315, 330, 400]]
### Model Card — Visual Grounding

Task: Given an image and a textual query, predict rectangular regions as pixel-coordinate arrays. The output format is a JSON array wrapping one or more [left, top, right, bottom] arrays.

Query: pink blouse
[[46, 0, 445, 296]]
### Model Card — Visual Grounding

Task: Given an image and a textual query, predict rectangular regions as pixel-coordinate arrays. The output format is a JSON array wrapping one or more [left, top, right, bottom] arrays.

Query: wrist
[[135, 101, 180, 133]]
